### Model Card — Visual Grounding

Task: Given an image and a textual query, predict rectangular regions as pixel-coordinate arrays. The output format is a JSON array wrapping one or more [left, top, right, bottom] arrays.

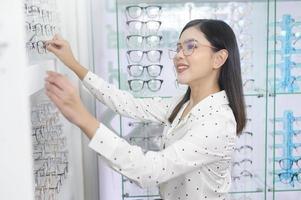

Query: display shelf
[[229, 190, 264, 194], [267, 0, 301, 199], [23, 0, 87, 199], [274, 92, 301, 95], [245, 93, 265, 97], [123, 194, 161, 198], [268, 188, 301, 192], [108, 0, 301, 199]]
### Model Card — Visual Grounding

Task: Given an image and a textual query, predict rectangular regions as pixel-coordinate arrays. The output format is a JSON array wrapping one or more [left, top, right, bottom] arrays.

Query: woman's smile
[[176, 63, 189, 74]]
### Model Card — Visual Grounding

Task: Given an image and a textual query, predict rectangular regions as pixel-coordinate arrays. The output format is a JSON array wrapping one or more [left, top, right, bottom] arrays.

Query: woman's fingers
[[46, 87, 64, 109], [45, 71, 75, 94], [45, 34, 66, 53], [46, 70, 61, 77], [46, 44, 58, 54], [45, 40, 65, 53], [45, 36, 77, 69], [53, 34, 63, 40], [44, 70, 87, 127], [45, 81, 65, 99], [45, 39, 65, 47], [46, 73, 65, 91]]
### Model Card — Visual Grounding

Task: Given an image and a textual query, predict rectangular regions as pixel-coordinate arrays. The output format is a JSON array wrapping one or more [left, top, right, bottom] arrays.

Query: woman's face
[[173, 27, 217, 85]]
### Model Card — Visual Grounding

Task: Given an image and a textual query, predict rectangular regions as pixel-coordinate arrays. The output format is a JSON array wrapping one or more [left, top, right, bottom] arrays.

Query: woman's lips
[[177, 65, 189, 73]]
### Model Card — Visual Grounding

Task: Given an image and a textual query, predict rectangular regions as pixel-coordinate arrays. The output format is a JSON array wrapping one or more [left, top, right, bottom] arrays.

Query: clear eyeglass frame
[[126, 20, 162, 35], [127, 64, 163, 77], [168, 39, 217, 60], [128, 79, 163, 92], [126, 34, 162, 49], [127, 50, 163, 63], [125, 5, 162, 19]]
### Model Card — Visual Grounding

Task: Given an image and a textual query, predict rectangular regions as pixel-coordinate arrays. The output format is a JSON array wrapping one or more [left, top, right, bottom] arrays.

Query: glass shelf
[[229, 190, 264, 194], [123, 195, 161, 198], [109, 0, 301, 199], [273, 92, 301, 96], [268, 188, 301, 192]]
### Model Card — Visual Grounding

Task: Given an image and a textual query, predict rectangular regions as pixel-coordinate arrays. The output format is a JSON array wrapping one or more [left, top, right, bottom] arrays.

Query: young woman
[[45, 19, 246, 200]]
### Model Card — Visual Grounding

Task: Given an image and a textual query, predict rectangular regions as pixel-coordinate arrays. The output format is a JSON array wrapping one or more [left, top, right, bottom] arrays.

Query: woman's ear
[[213, 49, 228, 69]]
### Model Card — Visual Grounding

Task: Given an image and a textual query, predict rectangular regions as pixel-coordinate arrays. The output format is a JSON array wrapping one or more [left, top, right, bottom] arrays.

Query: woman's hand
[[45, 34, 79, 70], [45, 34, 89, 81], [45, 71, 99, 139]]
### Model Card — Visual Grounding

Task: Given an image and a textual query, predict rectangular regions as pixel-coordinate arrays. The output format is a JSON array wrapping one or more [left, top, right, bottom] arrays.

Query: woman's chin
[[176, 78, 189, 85]]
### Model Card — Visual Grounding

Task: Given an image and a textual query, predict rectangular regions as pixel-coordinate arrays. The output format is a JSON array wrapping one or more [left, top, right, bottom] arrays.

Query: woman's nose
[[174, 49, 185, 60]]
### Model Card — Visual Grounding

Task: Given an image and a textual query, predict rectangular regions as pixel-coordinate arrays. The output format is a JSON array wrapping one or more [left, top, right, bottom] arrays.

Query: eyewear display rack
[[110, 0, 301, 200]]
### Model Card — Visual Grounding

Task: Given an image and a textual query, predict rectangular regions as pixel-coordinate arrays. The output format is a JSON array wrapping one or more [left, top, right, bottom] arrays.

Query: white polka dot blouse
[[82, 71, 237, 200]]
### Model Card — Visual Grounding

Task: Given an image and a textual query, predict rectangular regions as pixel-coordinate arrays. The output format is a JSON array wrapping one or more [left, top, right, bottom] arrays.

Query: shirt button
[[166, 129, 173, 137]]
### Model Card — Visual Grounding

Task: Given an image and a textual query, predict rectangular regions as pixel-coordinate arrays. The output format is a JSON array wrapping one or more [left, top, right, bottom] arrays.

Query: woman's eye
[[186, 43, 195, 50]]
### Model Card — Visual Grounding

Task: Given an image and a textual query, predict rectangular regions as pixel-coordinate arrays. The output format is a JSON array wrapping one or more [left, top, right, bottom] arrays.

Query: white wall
[[0, 0, 34, 199]]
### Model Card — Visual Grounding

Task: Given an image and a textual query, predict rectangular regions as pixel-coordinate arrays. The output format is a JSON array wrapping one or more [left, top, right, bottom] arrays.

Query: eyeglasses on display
[[125, 5, 162, 19], [127, 50, 162, 63], [127, 64, 163, 77], [126, 34, 162, 49], [128, 79, 163, 92], [126, 20, 161, 35]]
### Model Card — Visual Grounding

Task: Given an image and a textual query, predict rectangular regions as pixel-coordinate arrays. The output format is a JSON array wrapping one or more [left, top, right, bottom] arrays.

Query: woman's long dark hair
[[168, 19, 246, 135]]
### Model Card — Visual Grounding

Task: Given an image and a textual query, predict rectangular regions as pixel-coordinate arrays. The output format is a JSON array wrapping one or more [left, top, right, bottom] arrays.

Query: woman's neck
[[188, 80, 221, 107]]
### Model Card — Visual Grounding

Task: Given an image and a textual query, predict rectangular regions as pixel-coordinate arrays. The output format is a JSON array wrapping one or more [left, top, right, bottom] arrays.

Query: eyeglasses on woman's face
[[168, 38, 217, 59]]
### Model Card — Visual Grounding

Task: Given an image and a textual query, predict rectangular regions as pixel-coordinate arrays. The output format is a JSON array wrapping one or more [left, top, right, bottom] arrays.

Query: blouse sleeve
[[82, 71, 179, 125], [88, 115, 236, 188]]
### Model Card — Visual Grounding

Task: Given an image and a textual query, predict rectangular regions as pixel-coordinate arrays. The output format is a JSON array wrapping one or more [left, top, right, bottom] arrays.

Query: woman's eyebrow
[[177, 38, 198, 45]]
